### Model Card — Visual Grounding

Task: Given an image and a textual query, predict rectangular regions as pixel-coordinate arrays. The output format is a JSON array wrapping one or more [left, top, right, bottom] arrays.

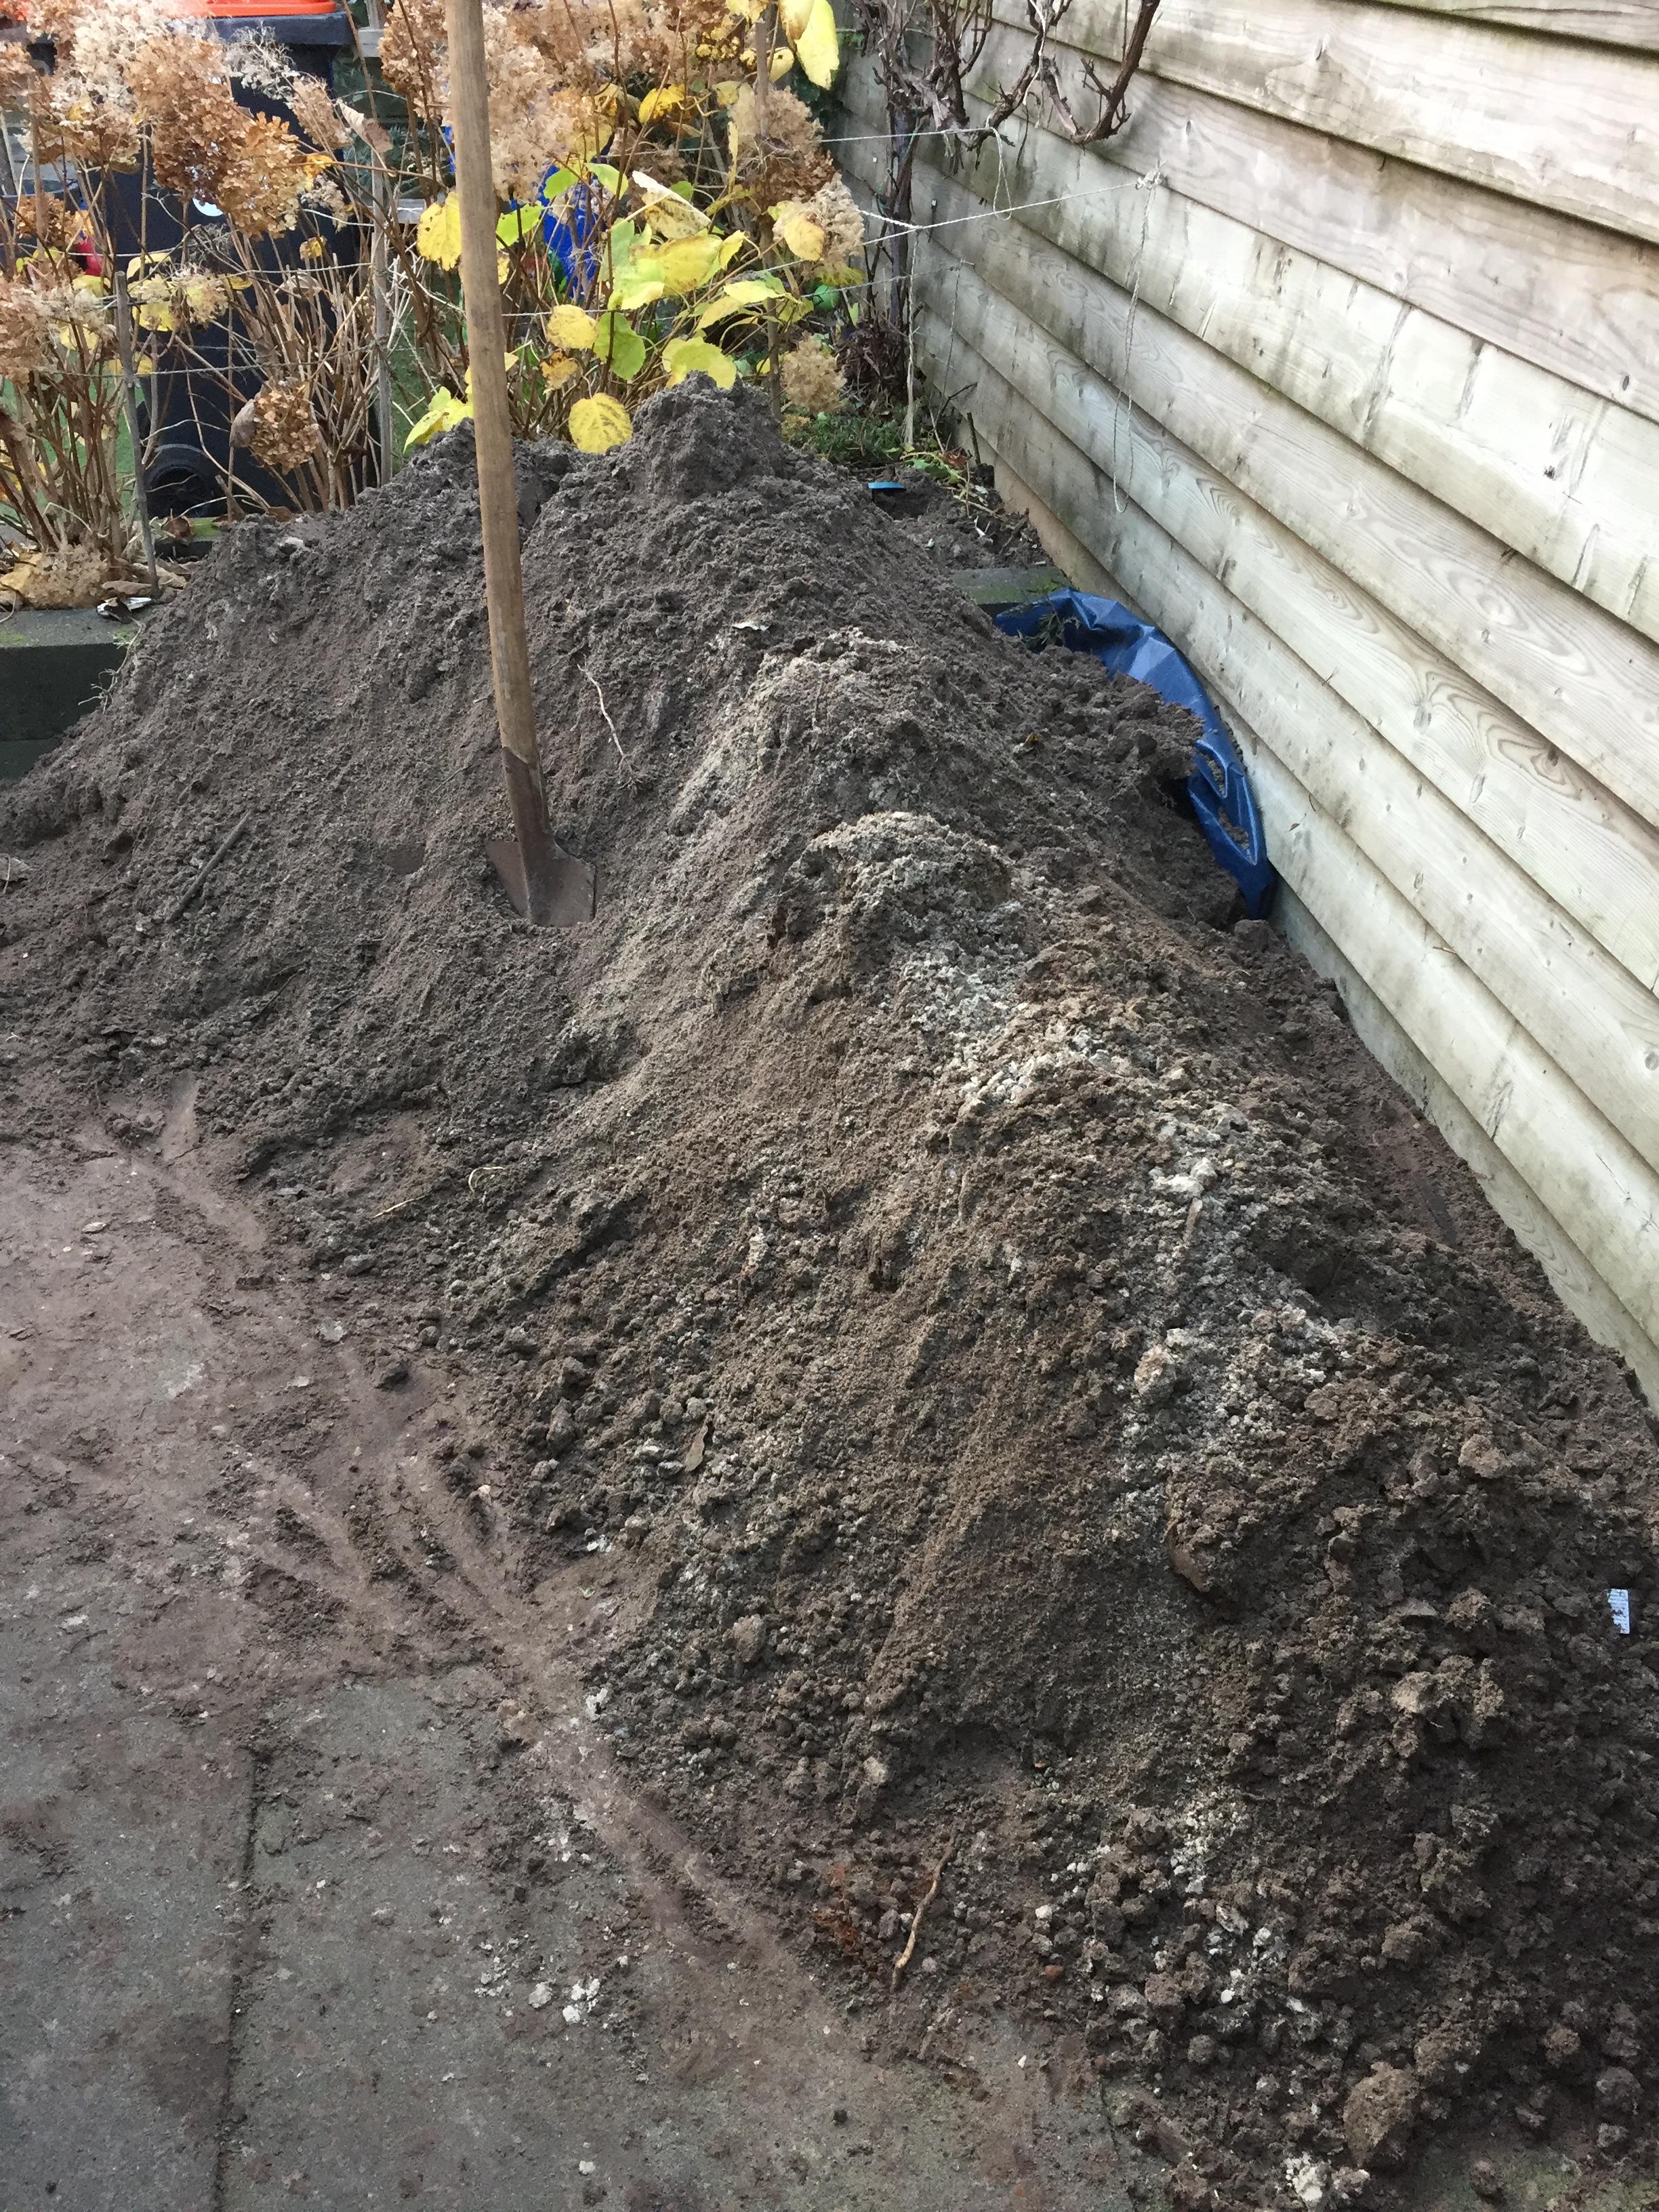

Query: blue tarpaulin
[[994, 589, 1276, 917]]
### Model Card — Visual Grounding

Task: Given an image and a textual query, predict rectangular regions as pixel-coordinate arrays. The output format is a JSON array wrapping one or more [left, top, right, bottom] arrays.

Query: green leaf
[[594, 312, 648, 382], [604, 218, 639, 276], [539, 168, 578, 204], [497, 205, 539, 247], [611, 262, 667, 312], [587, 162, 623, 194]]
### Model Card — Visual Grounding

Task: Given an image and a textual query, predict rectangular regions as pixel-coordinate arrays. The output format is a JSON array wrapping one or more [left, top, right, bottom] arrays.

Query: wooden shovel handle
[[442, 0, 547, 790]]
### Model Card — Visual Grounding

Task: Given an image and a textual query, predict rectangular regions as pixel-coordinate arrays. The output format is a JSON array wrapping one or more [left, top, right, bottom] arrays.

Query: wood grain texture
[[911, 276, 1659, 999], [1252, 747, 1659, 1351], [930, 46, 1659, 426], [1330, 0, 1659, 52], [845, 135, 1659, 830], [914, 307, 1659, 1178], [986, 0, 1659, 244], [848, 53, 1659, 424], [1280, 890, 1659, 1405], [841, 64, 1659, 644]]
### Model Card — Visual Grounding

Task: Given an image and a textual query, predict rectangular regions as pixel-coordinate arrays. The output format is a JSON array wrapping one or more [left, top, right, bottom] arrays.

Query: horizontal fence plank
[[985, 0, 1659, 245], [842, 65, 1659, 647], [844, 136, 1659, 833], [909, 273, 1659, 996], [912, 322, 1659, 1347], [1329, 0, 1659, 51], [1251, 751, 1659, 1354], [1336, 0, 1659, 49], [902, 44, 1659, 426], [1279, 888, 1659, 1404], [909, 297, 1659, 1174]]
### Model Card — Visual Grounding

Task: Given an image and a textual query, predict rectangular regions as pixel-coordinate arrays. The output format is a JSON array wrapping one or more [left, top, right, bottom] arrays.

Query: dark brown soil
[[5, 383, 1658, 2207]]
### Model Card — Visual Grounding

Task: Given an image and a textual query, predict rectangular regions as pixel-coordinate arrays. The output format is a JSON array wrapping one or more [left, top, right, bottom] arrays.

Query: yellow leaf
[[718, 231, 747, 268], [540, 350, 579, 388], [661, 335, 737, 389], [695, 276, 783, 329], [774, 208, 827, 260], [778, 0, 813, 35], [135, 354, 154, 375], [548, 304, 596, 351], [639, 199, 704, 242], [794, 0, 838, 86], [656, 233, 723, 295], [715, 79, 741, 103], [497, 250, 510, 283], [569, 394, 632, 453], [634, 169, 710, 234], [415, 196, 462, 270], [404, 387, 471, 449], [300, 236, 325, 262], [769, 43, 794, 77], [638, 84, 684, 123], [724, 0, 764, 20]]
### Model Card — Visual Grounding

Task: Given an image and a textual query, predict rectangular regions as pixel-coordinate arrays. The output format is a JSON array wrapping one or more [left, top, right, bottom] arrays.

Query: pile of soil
[[7, 384, 1659, 2204]]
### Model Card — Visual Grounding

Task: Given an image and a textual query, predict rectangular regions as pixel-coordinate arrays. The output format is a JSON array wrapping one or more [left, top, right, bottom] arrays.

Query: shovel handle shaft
[[442, 0, 566, 907]]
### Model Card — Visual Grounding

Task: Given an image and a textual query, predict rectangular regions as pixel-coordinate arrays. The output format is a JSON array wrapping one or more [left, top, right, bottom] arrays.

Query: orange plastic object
[[171, 0, 344, 16]]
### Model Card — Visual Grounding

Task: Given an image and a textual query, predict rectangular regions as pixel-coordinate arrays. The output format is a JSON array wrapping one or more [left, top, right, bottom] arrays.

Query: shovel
[[444, 0, 596, 928]]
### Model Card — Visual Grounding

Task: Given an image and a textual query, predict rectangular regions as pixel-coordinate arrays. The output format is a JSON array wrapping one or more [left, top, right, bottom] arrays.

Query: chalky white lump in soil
[[5, 382, 1659, 2203]]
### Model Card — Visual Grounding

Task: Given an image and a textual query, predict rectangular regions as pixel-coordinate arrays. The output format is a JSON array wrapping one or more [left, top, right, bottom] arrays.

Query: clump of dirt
[[6, 382, 1659, 2203]]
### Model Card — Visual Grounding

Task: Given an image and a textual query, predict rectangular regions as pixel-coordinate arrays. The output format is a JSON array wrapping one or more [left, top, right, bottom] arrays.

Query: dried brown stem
[[1039, 0, 1162, 146], [890, 1836, 953, 1991]]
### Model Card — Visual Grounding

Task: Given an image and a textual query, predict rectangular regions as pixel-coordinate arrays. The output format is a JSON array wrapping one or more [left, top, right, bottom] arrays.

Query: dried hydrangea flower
[[0, 281, 49, 381], [729, 84, 834, 203], [780, 334, 842, 413], [250, 378, 321, 473], [801, 176, 864, 272]]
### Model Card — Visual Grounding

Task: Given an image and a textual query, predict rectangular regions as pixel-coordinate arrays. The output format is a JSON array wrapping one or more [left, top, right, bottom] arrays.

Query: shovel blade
[[486, 834, 598, 928]]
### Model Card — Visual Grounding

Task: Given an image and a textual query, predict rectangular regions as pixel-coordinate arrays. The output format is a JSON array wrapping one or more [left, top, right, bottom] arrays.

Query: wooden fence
[[833, 0, 1659, 1401]]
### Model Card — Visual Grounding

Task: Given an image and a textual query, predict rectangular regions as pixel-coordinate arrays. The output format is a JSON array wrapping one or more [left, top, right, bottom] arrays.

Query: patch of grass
[[783, 398, 908, 472], [782, 394, 975, 489]]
